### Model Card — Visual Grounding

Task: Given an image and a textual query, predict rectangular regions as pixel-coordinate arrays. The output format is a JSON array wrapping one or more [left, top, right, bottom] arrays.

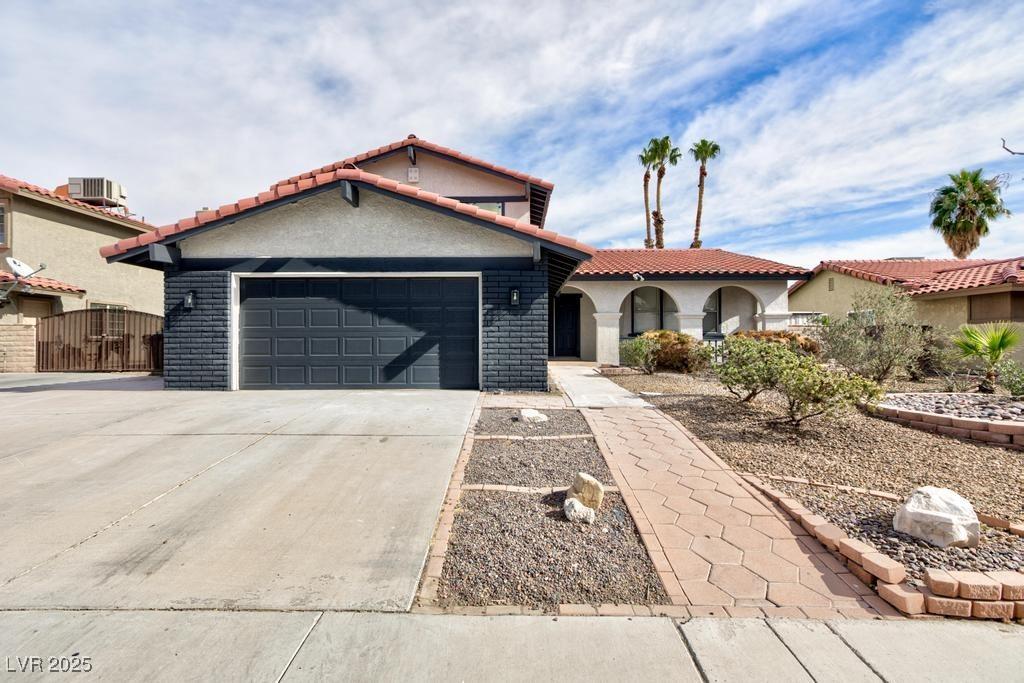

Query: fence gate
[[36, 309, 163, 372]]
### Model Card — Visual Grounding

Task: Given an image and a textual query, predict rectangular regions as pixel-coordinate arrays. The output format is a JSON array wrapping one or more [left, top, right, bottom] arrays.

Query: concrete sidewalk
[[549, 362, 650, 408], [1, 612, 1020, 681]]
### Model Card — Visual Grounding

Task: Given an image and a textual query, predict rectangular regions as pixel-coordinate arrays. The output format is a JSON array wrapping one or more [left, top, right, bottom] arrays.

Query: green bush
[[775, 355, 882, 426], [998, 359, 1024, 396], [640, 330, 709, 372], [730, 329, 821, 356], [952, 322, 1021, 393], [619, 336, 658, 374], [715, 337, 794, 402]]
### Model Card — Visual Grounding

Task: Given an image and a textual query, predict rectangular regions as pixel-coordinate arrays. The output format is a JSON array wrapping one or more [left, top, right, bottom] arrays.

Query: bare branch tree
[[1002, 138, 1024, 155]]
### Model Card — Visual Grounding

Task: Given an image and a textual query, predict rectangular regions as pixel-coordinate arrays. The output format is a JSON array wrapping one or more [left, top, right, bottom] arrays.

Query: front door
[[553, 294, 581, 357]]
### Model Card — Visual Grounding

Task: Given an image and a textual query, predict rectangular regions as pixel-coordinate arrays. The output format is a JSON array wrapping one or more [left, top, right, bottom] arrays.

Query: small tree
[[715, 337, 793, 402], [815, 286, 925, 384], [952, 322, 1021, 392], [774, 355, 882, 426], [620, 336, 659, 374]]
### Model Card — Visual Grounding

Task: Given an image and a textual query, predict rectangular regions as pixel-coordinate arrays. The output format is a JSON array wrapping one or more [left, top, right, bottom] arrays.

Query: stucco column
[[754, 312, 791, 331], [593, 312, 622, 365], [673, 313, 705, 340]]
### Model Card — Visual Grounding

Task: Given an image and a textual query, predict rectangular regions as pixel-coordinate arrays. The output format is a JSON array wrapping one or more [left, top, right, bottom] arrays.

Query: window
[[89, 303, 126, 337], [827, 277, 834, 292], [0, 199, 8, 246], [631, 287, 662, 334], [702, 289, 722, 336]]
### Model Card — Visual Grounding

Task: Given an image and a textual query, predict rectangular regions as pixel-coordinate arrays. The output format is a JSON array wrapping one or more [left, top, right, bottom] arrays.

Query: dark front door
[[553, 293, 581, 357], [239, 277, 478, 389]]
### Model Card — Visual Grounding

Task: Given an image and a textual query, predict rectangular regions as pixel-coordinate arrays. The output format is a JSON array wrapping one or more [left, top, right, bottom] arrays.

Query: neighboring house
[[100, 134, 807, 391], [789, 257, 1024, 359], [0, 175, 161, 372]]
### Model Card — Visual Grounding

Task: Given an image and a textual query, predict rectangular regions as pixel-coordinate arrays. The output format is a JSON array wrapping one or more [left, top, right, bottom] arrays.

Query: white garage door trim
[[230, 271, 483, 391]]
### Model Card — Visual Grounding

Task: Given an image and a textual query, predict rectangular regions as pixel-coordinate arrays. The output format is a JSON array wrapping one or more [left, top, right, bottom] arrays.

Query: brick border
[[870, 399, 1024, 451], [742, 474, 1024, 623]]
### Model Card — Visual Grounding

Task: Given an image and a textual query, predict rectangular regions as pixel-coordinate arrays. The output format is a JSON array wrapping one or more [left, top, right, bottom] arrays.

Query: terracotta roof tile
[[789, 258, 1006, 295], [908, 257, 1024, 295], [99, 167, 594, 260], [0, 174, 153, 233], [0, 271, 86, 294], [575, 248, 808, 277]]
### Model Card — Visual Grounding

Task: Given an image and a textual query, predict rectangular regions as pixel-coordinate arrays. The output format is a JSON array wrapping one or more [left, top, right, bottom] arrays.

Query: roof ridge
[[0, 174, 153, 232], [932, 256, 1023, 273]]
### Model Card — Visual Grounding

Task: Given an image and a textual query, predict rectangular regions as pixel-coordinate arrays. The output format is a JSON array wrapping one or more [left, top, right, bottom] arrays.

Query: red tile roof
[[789, 258, 1005, 295], [907, 257, 1024, 295], [0, 175, 153, 233], [99, 167, 593, 259], [0, 271, 86, 294], [273, 134, 555, 191], [574, 248, 808, 277]]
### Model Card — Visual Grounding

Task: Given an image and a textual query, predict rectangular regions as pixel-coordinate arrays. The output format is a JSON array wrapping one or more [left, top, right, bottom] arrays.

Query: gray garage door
[[239, 277, 478, 389]]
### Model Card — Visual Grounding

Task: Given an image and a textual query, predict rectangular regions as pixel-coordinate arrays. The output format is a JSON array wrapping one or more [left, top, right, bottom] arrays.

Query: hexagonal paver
[[676, 476, 717, 491], [798, 567, 861, 600], [770, 539, 816, 568], [664, 496, 707, 516], [680, 580, 734, 606], [652, 524, 694, 549], [732, 496, 774, 516], [634, 490, 666, 507], [722, 526, 772, 552], [749, 516, 797, 539], [643, 469, 680, 486], [674, 515, 724, 538], [709, 565, 768, 599], [663, 548, 711, 581], [704, 505, 751, 528], [691, 537, 743, 565], [643, 504, 679, 525], [741, 551, 800, 583], [668, 463, 704, 478], [636, 458, 671, 472], [690, 489, 733, 508], [767, 582, 832, 608]]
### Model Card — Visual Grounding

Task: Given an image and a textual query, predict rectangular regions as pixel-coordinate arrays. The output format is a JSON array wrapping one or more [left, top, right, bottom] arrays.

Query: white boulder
[[564, 497, 596, 524], [892, 486, 980, 549], [566, 472, 605, 510], [519, 408, 549, 423]]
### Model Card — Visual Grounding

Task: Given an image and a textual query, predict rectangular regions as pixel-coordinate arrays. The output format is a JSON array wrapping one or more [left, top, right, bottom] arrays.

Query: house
[[789, 257, 1024, 358], [0, 175, 162, 372], [100, 135, 808, 390]]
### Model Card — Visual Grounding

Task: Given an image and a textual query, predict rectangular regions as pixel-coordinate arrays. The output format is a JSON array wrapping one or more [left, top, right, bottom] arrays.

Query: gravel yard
[[474, 408, 591, 436], [772, 481, 1024, 585], [609, 372, 1024, 521], [437, 490, 668, 609], [881, 393, 1024, 421], [465, 438, 613, 487]]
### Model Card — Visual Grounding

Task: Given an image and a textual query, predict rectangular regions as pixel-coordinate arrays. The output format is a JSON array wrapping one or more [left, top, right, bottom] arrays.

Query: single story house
[[100, 135, 808, 391]]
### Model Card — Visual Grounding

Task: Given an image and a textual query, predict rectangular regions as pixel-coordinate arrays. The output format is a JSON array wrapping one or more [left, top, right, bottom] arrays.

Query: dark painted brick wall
[[481, 260, 548, 391], [163, 270, 231, 390]]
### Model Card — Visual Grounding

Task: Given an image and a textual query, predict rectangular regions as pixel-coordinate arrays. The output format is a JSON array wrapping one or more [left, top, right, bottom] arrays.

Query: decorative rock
[[566, 472, 605, 510], [519, 408, 549, 423], [563, 497, 596, 524], [892, 486, 980, 549]]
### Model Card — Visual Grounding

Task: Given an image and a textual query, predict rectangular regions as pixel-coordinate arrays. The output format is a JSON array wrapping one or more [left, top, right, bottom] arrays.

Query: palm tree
[[952, 322, 1021, 393], [649, 136, 681, 249], [929, 169, 1011, 258], [638, 141, 658, 248], [688, 139, 721, 249]]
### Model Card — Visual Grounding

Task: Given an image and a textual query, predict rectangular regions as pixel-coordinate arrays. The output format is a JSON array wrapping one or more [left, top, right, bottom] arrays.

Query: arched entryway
[[617, 285, 679, 338], [700, 286, 764, 338]]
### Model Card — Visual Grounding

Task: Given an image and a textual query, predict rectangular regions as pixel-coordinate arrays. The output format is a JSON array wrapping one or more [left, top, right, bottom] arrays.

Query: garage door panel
[[240, 277, 478, 389]]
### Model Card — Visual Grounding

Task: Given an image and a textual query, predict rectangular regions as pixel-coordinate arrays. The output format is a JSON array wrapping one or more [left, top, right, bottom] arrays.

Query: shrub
[[640, 330, 709, 372], [619, 336, 658, 374], [774, 355, 882, 426], [908, 326, 960, 380], [814, 286, 926, 384], [952, 322, 1021, 393], [715, 337, 794, 402], [997, 359, 1024, 396], [730, 329, 821, 356]]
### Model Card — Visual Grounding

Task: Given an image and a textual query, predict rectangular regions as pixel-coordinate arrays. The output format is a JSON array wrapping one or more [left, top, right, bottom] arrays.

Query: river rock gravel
[[465, 438, 613, 487], [437, 490, 668, 609], [772, 481, 1024, 585], [881, 393, 1024, 421], [474, 408, 591, 436]]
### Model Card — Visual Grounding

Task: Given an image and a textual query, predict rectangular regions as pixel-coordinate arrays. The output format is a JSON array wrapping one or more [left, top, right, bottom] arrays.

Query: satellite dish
[[5, 257, 40, 279]]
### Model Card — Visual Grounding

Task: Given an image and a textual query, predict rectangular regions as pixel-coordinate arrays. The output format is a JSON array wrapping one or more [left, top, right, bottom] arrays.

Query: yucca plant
[[951, 322, 1021, 392]]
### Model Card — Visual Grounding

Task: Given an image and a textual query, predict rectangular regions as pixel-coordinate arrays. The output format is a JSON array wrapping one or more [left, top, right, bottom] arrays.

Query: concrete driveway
[[0, 377, 476, 611]]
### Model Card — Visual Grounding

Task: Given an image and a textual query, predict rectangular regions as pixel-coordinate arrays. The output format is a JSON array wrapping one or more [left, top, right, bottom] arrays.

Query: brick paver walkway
[[585, 407, 894, 619]]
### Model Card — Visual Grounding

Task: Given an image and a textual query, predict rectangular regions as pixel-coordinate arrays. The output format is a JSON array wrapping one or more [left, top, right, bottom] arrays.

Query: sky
[[2, 0, 1023, 268]]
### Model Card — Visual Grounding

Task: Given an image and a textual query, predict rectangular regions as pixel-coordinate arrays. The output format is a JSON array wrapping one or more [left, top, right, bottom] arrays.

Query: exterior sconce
[[510, 288, 520, 306], [184, 290, 196, 310]]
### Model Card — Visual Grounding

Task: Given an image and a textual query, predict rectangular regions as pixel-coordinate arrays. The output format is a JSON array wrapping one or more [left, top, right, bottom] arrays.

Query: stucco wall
[[1, 196, 163, 321], [788, 271, 886, 319], [179, 190, 534, 259], [915, 297, 969, 331], [721, 286, 758, 334]]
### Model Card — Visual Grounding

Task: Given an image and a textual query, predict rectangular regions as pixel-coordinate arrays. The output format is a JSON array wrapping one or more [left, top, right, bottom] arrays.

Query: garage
[[239, 276, 478, 389]]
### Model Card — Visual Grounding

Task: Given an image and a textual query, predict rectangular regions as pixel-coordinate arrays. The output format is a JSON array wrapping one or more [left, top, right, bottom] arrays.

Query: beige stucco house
[[0, 175, 162, 371]]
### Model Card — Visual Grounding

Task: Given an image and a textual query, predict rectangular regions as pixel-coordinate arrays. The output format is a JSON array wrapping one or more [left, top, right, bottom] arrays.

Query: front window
[[630, 286, 663, 335], [89, 303, 126, 337], [0, 199, 8, 247], [702, 290, 722, 336]]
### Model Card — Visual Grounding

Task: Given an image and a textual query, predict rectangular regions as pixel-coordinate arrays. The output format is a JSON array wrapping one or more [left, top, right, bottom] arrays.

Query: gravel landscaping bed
[[474, 408, 591, 436], [438, 490, 668, 609], [772, 481, 1024, 585], [609, 372, 1024, 521], [465, 438, 613, 487], [881, 393, 1024, 421]]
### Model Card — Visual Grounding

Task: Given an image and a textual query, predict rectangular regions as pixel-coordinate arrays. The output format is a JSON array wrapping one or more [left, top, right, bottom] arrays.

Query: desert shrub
[[619, 336, 658, 374], [952, 322, 1021, 393], [640, 329, 709, 372], [997, 359, 1024, 396], [730, 329, 821, 356], [774, 355, 882, 426], [715, 337, 794, 402], [814, 286, 926, 384], [908, 326, 959, 380]]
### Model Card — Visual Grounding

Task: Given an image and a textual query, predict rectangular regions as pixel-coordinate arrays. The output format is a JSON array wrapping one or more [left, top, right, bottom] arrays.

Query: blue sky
[[2, 0, 1022, 267]]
